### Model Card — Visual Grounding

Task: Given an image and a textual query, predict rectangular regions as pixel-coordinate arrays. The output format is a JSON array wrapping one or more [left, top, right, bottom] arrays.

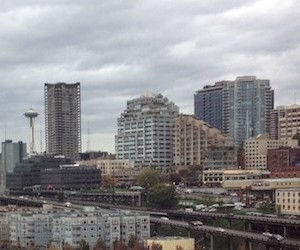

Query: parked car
[[189, 220, 203, 226], [262, 232, 273, 237], [272, 234, 284, 241], [262, 232, 284, 241], [160, 216, 169, 221]]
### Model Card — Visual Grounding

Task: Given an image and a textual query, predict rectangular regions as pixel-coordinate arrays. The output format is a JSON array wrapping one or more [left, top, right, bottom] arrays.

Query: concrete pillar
[[212, 218, 217, 226], [283, 226, 287, 237], [244, 221, 252, 232], [227, 236, 233, 250], [210, 234, 214, 250], [247, 240, 253, 250], [228, 219, 232, 229], [264, 224, 269, 232], [265, 245, 271, 250], [245, 222, 252, 231]]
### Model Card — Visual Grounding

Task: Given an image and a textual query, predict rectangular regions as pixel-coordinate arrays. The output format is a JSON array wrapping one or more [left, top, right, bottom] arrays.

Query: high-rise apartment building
[[194, 76, 274, 148], [194, 82, 226, 130], [44, 83, 81, 161], [270, 107, 286, 140], [115, 93, 179, 168], [173, 114, 234, 167], [278, 104, 300, 140]]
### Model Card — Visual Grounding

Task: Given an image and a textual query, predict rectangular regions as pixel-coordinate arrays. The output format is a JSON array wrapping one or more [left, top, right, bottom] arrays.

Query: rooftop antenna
[[4, 122, 7, 140], [87, 127, 91, 152]]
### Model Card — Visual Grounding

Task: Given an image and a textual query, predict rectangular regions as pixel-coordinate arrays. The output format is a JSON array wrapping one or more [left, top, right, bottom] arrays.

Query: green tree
[[132, 240, 146, 250], [150, 242, 162, 250], [127, 235, 136, 249], [137, 168, 161, 189], [93, 239, 106, 250], [148, 184, 178, 209], [64, 243, 74, 250], [58, 191, 65, 202], [102, 175, 117, 189], [113, 240, 126, 250], [79, 239, 90, 250], [258, 201, 276, 214]]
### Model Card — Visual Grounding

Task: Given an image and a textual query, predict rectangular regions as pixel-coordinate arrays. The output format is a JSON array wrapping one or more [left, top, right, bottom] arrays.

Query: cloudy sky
[[0, 0, 299, 153]]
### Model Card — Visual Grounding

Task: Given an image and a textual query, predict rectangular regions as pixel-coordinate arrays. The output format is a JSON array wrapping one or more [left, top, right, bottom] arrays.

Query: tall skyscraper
[[194, 81, 227, 131], [194, 76, 274, 148], [45, 82, 81, 161], [115, 93, 179, 168]]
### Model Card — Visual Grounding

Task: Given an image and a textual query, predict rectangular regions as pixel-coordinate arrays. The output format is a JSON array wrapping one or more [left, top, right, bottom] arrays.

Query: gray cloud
[[0, 0, 299, 152]]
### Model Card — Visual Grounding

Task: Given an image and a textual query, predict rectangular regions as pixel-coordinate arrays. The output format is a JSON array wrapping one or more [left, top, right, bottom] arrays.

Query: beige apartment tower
[[44, 83, 81, 161], [279, 104, 300, 140], [174, 114, 234, 167]]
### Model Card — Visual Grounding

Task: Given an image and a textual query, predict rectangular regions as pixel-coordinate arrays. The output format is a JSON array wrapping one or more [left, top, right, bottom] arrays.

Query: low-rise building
[[6, 155, 101, 191], [223, 177, 300, 190], [77, 159, 140, 186], [276, 188, 300, 215], [0, 213, 9, 245], [4, 208, 150, 249], [147, 236, 195, 250], [245, 134, 298, 170], [203, 169, 263, 187], [203, 145, 237, 170]]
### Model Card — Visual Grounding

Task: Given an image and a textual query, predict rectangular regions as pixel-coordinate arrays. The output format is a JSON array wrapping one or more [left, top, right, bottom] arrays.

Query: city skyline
[[0, 1, 299, 153]]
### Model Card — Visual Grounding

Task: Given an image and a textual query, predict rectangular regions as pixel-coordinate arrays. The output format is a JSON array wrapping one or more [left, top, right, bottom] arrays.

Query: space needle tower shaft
[[24, 108, 39, 156]]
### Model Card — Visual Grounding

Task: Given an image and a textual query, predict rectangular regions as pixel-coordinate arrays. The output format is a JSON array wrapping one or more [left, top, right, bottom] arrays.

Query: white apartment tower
[[115, 93, 179, 167]]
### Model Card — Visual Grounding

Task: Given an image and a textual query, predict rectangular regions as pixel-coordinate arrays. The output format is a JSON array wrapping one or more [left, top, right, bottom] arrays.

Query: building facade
[[278, 104, 300, 140], [1, 140, 27, 174], [267, 147, 300, 178], [203, 145, 237, 170], [6, 155, 100, 191], [195, 76, 274, 148], [45, 82, 81, 161], [276, 189, 300, 215], [194, 82, 225, 131], [203, 169, 263, 187], [173, 114, 234, 167], [270, 107, 286, 140], [147, 236, 195, 250], [1, 140, 27, 191], [6, 208, 150, 249], [77, 159, 140, 186], [244, 134, 298, 170], [115, 93, 179, 168]]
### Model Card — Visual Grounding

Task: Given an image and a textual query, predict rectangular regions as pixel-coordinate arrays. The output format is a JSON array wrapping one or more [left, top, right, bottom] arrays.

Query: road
[[151, 217, 300, 248]]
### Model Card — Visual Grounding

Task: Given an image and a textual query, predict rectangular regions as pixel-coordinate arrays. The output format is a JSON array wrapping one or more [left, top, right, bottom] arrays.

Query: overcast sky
[[0, 0, 299, 154]]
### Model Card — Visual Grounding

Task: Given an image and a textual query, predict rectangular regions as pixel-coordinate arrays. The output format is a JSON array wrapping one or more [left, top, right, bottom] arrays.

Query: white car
[[64, 201, 72, 207], [217, 227, 225, 233], [160, 216, 169, 221], [272, 234, 284, 241], [262, 232, 273, 237], [189, 220, 203, 226]]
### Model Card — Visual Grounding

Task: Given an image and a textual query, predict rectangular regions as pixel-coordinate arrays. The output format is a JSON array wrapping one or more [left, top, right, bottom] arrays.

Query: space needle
[[24, 108, 39, 156]]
